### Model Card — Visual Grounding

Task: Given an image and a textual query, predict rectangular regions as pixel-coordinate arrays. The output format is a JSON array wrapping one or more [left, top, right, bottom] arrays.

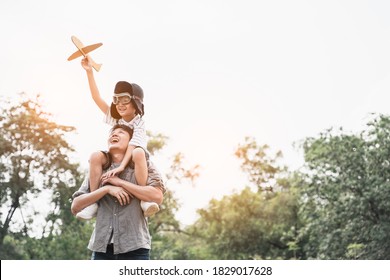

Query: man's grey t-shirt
[[73, 159, 165, 254]]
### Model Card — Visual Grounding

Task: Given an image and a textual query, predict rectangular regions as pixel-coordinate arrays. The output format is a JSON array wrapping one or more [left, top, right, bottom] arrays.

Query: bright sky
[[2, 0, 390, 227]]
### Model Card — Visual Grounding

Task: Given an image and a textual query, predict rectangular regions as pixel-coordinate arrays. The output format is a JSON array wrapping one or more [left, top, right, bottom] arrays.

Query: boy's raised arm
[[81, 56, 109, 115]]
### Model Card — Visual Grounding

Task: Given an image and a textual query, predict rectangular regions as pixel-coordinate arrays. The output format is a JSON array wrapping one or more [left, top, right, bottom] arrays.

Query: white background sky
[[2, 0, 390, 227]]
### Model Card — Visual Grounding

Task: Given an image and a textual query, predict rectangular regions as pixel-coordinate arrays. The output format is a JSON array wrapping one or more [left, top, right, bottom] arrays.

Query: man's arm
[[71, 185, 132, 215], [71, 187, 108, 215], [101, 176, 163, 205]]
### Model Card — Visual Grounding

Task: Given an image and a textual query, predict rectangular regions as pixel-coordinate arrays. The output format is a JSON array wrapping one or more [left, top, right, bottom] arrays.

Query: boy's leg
[[133, 148, 159, 217], [132, 147, 148, 186], [76, 151, 107, 221], [89, 151, 107, 192]]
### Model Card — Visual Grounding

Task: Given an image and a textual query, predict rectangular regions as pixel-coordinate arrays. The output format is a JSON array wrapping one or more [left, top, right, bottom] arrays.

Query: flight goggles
[[112, 93, 133, 105]]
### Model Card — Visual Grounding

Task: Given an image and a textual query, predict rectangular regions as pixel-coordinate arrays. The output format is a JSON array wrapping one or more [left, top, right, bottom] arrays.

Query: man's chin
[[108, 138, 129, 151], [108, 143, 122, 150]]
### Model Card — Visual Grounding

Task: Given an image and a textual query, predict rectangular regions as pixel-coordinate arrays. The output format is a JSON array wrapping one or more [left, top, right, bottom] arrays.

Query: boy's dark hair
[[110, 124, 134, 140]]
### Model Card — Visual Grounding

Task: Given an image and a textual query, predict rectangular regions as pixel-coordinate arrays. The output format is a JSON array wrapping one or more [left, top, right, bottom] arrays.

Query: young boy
[[76, 56, 160, 220]]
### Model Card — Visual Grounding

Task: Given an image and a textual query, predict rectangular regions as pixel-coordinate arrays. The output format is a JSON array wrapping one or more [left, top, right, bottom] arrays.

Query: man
[[71, 124, 165, 260]]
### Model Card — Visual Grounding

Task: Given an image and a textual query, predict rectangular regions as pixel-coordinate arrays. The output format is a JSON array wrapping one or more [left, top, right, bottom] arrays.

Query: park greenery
[[0, 94, 389, 259]]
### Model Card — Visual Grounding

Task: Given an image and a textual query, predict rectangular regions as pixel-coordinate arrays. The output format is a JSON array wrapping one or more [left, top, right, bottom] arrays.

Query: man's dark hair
[[110, 124, 134, 140]]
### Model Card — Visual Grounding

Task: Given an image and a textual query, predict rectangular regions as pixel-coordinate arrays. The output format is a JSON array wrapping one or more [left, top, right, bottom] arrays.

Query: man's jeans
[[91, 244, 150, 260]]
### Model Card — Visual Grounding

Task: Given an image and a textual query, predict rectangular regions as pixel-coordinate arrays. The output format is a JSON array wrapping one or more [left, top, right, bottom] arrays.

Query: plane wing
[[68, 36, 103, 71], [67, 43, 103, 61]]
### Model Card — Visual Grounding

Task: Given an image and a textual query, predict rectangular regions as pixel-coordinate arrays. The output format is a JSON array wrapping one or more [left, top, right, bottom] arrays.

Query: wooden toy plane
[[67, 36, 102, 71]]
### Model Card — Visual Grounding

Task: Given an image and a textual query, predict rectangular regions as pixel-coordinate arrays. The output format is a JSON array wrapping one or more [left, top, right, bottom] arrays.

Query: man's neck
[[110, 151, 124, 164]]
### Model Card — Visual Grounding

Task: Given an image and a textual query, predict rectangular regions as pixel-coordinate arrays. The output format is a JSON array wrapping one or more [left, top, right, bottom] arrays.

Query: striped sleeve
[[103, 109, 117, 126], [128, 115, 147, 149]]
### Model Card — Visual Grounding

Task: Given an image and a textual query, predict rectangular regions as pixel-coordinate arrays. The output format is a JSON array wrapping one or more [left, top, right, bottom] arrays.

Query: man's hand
[[104, 185, 132, 206]]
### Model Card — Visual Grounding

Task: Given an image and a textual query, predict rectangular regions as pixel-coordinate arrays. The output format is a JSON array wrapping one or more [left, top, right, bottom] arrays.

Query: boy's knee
[[89, 151, 106, 165], [132, 147, 146, 163]]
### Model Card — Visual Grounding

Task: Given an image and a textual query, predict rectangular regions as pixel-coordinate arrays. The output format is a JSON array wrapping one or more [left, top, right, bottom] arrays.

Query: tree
[[299, 114, 390, 259], [190, 137, 303, 259], [149, 152, 201, 259], [0, 94, 81, 258], [235, 137, 286, 191]]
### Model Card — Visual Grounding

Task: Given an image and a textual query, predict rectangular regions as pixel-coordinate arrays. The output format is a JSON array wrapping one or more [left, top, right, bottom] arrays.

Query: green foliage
[[0, 94, 84, 259], [299, 114, 390, 259], [149, 149, 201, 259], [1, 219, 94, 260], [146, 131, 168, 156], [0, 234, 28, 259], [166, 153, 200, 187], [27, 220, 94, 260], [235, 137, 286, 191], [149, 189, 182, 260], [189, 138, 303, 259], [151, 231, 212, 260], [193, 186, 301, 259]]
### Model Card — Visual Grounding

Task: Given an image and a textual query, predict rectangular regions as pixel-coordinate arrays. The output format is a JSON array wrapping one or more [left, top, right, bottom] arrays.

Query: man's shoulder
[[146, 159, 166, 193], [72, 177, 89, 198]]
